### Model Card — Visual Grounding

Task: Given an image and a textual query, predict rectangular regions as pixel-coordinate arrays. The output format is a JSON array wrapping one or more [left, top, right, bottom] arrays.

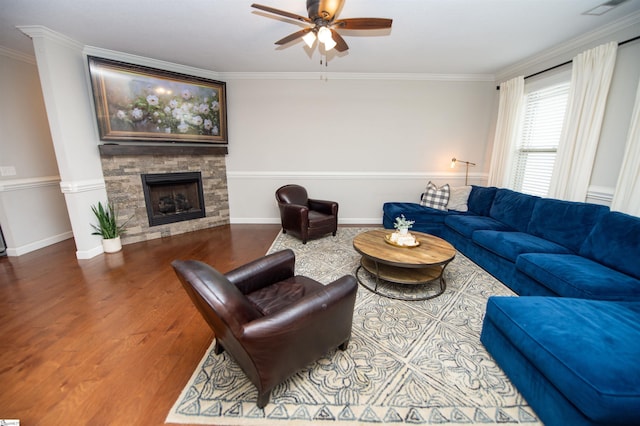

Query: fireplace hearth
[[141, 172, 205, 226]]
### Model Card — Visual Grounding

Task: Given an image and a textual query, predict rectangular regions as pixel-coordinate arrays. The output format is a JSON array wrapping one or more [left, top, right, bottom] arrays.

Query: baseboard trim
[[5, 231, 73, 256]]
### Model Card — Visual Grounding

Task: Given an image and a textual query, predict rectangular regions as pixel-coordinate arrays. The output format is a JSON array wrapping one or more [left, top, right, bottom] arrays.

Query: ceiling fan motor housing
[[307, 0, 342, 21]]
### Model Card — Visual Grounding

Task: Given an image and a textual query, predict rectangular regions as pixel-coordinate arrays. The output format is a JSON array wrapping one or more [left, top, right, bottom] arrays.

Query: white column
[[19, 26, 107, 259]]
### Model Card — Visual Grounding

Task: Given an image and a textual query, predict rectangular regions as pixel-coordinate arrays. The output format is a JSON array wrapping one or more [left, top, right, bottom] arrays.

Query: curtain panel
[[611, 77, 640, 216], [487, 76, 525, 187], [549, 42, 618, 202]]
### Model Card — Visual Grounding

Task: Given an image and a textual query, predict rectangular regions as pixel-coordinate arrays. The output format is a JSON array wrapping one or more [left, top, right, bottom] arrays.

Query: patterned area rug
[[166, 228, 541, 425]]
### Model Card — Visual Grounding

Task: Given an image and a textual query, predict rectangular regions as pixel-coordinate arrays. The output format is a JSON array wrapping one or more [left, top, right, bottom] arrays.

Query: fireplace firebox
[[141, 172, 205, 226]]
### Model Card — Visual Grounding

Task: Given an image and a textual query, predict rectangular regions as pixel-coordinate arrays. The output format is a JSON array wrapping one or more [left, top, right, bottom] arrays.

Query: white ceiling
[[1, 0, 639, 75]]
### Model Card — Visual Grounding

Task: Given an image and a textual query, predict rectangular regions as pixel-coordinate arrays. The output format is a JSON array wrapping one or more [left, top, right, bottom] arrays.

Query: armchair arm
[[279, 203, 309, 230], [240, 275, 358, 388], [308, 198, 338, 216], [226, 249, 296, 294]]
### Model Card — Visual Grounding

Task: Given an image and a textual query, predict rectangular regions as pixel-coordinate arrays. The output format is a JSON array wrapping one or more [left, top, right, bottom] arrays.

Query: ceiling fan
[[251, 0, 392, 52]]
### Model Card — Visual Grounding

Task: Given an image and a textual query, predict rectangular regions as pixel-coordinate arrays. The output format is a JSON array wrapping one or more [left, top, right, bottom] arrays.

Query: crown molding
[[0, 46, 35, 64], [219, 71, 495, 82], [496, 10, 640, 83], [17, 25, 84, 51], [83, 45, 223, 80]]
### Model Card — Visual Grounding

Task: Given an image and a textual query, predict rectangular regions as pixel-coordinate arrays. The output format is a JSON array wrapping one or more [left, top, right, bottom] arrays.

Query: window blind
[[512, 82, 570, 196]]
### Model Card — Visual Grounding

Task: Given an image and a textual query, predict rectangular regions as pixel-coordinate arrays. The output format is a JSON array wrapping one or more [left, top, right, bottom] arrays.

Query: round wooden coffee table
[[352, 229, 456, 300]]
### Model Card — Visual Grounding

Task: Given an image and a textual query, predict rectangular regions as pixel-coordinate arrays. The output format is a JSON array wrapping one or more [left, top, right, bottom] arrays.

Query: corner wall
[[0, 48, 72, 256]]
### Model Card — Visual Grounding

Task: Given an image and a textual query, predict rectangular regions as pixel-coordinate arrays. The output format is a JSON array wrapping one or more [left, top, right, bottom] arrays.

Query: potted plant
[[393, 214, 415, 235], [90, 201, 129, 253]]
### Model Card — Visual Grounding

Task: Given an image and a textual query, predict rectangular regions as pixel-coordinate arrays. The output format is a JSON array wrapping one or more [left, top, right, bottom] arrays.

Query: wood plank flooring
[[0, 224, 282, 425]]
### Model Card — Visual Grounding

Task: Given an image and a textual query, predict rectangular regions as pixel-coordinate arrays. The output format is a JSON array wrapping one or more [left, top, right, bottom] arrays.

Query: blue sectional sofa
[[481, 296, 640, 426], [383, 186, 640, 425], [383, 186, 640, 300]]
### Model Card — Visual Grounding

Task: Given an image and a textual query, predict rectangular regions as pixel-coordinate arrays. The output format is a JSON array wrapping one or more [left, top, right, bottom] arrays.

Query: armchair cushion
[[246, 276, 321, 315]]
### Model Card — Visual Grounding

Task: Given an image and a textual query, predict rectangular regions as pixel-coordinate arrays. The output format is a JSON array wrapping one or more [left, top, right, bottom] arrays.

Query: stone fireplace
[[99, 145, 229, 244]]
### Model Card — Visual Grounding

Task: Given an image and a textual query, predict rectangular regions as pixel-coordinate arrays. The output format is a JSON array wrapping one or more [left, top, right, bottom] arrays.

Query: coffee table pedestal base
[[356, 257, 447, 301]]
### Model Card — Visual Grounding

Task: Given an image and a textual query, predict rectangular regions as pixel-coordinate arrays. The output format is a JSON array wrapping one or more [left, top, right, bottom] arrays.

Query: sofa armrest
[[226, 249, 296, 294]]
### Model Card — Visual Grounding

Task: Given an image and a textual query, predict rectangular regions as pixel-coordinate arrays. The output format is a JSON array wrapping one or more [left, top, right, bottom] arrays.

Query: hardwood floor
[[0, 224, 282, 425]]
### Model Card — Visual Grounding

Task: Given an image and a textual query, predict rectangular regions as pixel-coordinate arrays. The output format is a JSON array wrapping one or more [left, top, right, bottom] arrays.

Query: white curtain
[[487, 76, 525, 187], [611, 76, 640, 216], [549, 42, 618, 201]]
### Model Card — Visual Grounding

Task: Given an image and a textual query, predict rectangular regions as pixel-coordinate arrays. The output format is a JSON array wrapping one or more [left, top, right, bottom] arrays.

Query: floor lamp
[[450, 158, 476, 185]]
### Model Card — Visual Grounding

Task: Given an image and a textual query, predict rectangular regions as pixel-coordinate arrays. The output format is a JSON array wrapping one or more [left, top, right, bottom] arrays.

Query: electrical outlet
[[0, 166, 16, 176]]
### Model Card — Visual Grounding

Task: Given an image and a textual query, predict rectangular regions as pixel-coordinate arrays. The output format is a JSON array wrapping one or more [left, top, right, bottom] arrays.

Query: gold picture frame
[[88, 56, 227, 144]]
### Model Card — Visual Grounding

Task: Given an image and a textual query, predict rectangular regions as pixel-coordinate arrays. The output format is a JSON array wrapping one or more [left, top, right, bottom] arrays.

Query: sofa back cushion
[[580, 211, 640, 280], [489, 189, 538, 232], [467, 186, 497, 216], [527, 198, 609, 253]]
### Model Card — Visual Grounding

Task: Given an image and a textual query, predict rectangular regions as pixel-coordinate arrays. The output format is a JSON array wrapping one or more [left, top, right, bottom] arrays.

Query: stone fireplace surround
[[99, 145, 229, 245]]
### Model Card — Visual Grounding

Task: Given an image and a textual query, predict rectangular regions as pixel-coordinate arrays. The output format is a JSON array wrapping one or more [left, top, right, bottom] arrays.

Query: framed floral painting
[[87, 56, 227, 144]]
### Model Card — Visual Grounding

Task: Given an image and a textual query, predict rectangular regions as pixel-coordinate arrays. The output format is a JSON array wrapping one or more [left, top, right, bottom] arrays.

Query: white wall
[[225, 77, 495, 223], [0, 48, 72, 255]]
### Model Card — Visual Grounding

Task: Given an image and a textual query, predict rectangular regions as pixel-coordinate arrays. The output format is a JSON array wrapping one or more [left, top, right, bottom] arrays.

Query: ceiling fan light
[[302, 31, 316, 48], [317, 26, 332, 43], [323, 37, 337, 51]]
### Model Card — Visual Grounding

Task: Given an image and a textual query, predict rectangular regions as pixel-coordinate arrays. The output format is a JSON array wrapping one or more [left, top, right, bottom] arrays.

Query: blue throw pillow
[[580, 211, 640, 280], [467, 186, 497, 216]]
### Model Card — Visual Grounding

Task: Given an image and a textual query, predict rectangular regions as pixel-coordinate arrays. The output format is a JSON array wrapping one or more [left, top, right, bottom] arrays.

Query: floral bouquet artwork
[[88, 56, 227, 144]]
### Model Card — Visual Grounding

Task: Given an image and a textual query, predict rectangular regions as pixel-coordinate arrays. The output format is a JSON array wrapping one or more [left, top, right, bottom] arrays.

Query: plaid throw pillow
[[420, 181, 450, 211]]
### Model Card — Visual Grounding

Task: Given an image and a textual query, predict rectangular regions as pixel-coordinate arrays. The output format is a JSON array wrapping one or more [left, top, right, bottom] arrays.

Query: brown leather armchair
[[171, 249, 357, 408], [275, 184, 338, 244]]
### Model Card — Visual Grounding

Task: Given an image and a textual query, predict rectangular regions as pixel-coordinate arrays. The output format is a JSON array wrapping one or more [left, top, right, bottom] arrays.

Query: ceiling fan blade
[[275, 28, 313, 45], [307, 0, 345, 21], [251, 3, 312, 23], [330, 29, 349, 52], [334, 18, 393, 30]]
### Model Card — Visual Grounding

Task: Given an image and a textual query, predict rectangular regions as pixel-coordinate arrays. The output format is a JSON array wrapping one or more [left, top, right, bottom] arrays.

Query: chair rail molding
[[228, 170, 487, 181], [59, 179, 106, 194], [0, 176, 61, 192]]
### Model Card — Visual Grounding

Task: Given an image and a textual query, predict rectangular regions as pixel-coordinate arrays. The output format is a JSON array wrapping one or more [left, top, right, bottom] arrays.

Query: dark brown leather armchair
[[171, 249, 357, 408], [275, 184, 338, 244]]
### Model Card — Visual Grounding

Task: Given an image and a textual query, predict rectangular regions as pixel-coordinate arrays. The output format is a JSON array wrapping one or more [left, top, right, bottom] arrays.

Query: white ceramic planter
[[102, 236, 122, 253]]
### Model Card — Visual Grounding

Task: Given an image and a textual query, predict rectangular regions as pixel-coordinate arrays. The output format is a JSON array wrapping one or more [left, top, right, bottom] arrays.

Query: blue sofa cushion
[[444, 215, 512, 239], [489, 189, 538, 233], [580, 211, 640, 280], [485, 296, 640, 424], [473, 231, 571, 262], [516, 253, 640, 300], [527, 198, 608, 254], [467, 185, 497, 216], [383, 202, 460, 227]]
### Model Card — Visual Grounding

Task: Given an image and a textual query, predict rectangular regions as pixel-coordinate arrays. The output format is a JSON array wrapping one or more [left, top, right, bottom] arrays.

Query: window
[[511, 80, 570, 196]]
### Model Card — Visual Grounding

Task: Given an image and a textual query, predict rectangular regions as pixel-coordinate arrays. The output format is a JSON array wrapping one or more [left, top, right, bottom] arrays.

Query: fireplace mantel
[[98, 143, 228, 156]]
